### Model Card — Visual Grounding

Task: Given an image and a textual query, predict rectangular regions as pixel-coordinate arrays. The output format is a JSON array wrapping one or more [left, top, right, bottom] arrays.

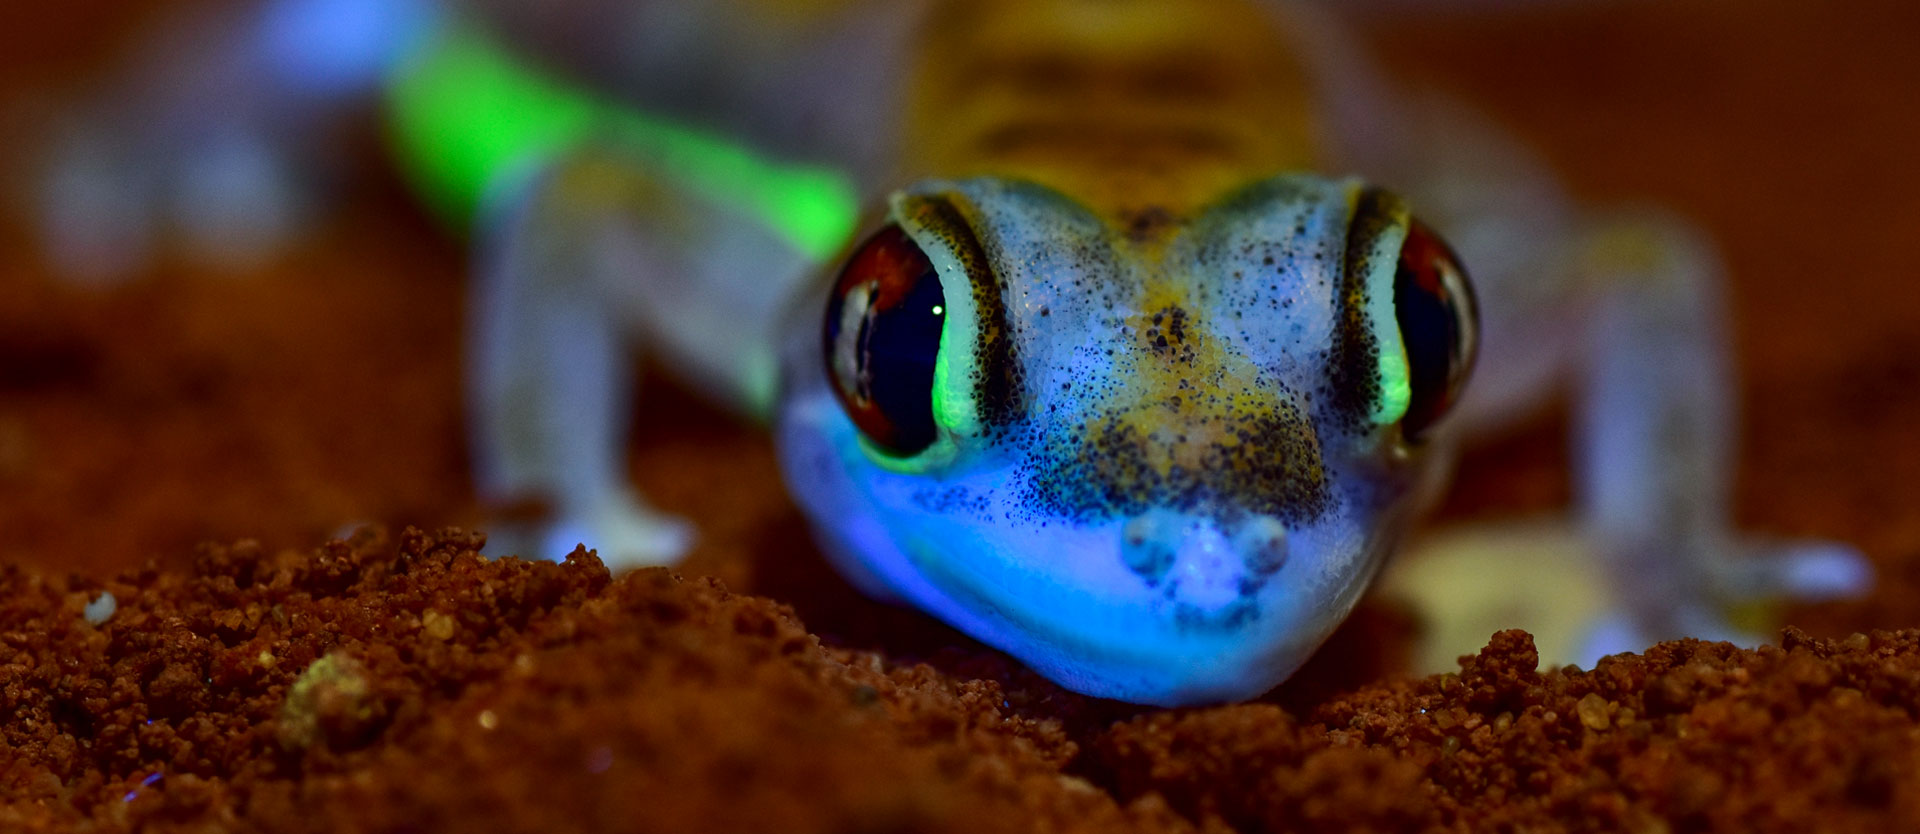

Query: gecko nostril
[[1120, 513, 1178, 584], [1237, 517, 1290, 576]]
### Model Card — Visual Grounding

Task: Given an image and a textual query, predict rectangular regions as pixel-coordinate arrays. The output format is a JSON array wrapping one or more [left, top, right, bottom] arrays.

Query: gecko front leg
[[1388, 212, 1872, 670], [469, 145, 812, 571], [1570, 212, 1870, 657], [1354, 88, 1873, 669]]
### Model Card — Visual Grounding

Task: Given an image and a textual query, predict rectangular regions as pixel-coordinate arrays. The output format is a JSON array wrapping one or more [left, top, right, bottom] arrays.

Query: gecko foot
[[1704, 538, 1873, 602], [1386, 523, 1873, 674], [35, 115, 312, 282], [1586, 536, 1873, 663], [483, 490, 694, 572]]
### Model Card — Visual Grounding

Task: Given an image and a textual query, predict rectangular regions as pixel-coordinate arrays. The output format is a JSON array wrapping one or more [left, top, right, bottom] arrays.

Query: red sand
[[6, 530, 1920, 832], [4, 1, 1920, 831]]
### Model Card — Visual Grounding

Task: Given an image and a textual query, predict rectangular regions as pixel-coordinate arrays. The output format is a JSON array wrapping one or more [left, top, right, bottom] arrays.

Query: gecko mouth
[[901, 520, 1295, 651]]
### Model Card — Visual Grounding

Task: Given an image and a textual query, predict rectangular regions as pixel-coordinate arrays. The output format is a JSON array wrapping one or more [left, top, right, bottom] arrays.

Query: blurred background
[[0, 0, 1915, 650]]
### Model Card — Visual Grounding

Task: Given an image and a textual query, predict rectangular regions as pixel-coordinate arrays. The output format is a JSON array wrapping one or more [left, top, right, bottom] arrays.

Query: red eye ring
[[1394, 219, 1478, 441], [822, 226, 948, 455]]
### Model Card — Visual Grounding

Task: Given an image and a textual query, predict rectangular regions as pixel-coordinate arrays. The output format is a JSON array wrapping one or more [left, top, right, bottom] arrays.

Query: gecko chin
[[776, 389, 1406, 706]]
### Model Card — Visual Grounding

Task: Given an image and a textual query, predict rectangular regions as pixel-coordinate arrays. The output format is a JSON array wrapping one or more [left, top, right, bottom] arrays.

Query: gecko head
[[776, 174, 1477, 705]]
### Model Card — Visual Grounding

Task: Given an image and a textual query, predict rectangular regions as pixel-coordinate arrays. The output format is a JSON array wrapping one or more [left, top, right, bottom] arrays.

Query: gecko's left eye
[[823, 225, 948, 456], [1394, 219, 1478, 441]]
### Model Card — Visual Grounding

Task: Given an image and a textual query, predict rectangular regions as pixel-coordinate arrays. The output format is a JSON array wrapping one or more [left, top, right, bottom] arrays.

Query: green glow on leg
[[383, 23, 860, 262]]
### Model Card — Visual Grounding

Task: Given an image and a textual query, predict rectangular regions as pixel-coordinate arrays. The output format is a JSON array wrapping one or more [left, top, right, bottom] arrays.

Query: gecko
[[27, 0, 1870, 705]]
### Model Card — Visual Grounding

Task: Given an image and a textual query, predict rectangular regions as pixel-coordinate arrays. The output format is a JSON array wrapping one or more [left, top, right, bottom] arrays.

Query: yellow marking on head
[[904, 0, 1325, 223], [1068, 279, 1326, 508]]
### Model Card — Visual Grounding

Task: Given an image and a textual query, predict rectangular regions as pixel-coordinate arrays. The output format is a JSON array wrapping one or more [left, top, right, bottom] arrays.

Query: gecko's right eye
[[823, 225, 948, 456], [1394, 219, 1478, 442]]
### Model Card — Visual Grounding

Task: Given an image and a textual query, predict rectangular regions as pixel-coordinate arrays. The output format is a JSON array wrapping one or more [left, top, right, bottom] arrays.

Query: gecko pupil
[[823, 225, 947, 455], [1394, 219, 1478, 442]]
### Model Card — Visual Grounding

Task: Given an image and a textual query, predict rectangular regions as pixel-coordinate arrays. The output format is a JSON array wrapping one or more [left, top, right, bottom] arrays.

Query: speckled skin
[[776, 173, 1433, 703]]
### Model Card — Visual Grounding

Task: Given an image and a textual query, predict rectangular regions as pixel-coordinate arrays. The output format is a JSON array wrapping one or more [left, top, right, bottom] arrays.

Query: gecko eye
[[823, 225, 948, 456], [1394, 219, 1478, 442]]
